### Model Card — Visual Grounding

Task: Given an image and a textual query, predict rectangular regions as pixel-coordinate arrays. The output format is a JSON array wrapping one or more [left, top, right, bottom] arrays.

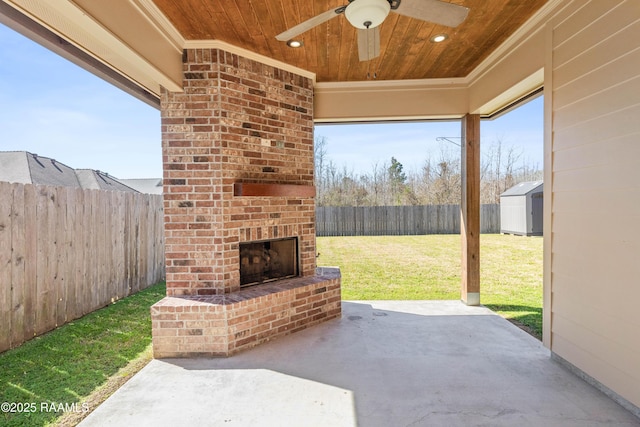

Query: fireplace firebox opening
[[239, 237, 299, 287]]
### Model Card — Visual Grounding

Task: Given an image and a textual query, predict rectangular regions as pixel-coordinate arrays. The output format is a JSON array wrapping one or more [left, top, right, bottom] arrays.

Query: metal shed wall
[[500, 181, 543, 236]]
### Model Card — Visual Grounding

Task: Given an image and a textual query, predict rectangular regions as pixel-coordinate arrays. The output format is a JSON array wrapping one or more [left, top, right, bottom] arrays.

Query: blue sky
[[316, 98, 544, 175], [0, 23, 543, 179], [0, 24, 161, 178]]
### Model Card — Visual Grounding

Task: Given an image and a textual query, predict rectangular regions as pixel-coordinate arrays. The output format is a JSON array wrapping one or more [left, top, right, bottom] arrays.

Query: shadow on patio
[[80, 301, 639, 426]]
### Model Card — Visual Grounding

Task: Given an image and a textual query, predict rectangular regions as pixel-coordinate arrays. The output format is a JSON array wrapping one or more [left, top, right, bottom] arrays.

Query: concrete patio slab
[[79, 301, 640, 426]]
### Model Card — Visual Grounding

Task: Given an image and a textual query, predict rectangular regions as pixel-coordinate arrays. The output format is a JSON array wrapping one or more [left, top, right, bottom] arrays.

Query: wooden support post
[[461, 114, 480, 305]]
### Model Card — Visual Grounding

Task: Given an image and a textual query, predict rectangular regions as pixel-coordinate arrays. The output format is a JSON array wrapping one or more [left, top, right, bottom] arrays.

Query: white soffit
[[314, 78, 468, 121], [466, 0, 563, 85], [475, 68, 544, 117], [2, 0, 183, 95], [315, 78, 467, 92], [464, 0, 564, 115], [314, 78, 468, 122], [130, 0, 185, 53]]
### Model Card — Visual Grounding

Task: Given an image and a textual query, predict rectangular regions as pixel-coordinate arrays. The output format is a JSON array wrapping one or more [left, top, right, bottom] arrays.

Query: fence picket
[[42, 186, 57, 333], [76, 189, 89, 317], [23, 185, 37, 341], [55, 188, 67, 327], [9, 184, 25, 348], [65, 188, 78, 320], [0, 182, 13, 351]]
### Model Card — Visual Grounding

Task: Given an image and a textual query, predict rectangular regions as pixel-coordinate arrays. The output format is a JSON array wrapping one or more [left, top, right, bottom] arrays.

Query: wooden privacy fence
[[316, 204, 500, 236], [0, 182, 165, 353]]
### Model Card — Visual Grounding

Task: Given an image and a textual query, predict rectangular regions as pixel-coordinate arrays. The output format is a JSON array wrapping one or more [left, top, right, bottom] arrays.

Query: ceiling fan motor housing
[[345, 0, 391, 29]]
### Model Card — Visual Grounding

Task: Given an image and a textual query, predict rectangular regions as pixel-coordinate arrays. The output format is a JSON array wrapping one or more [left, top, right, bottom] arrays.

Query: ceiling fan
[[276, 0, 470, 62]]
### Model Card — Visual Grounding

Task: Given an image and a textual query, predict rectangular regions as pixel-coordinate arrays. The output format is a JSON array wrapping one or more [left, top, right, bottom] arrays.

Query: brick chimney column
[[161, 48, 315, 297]]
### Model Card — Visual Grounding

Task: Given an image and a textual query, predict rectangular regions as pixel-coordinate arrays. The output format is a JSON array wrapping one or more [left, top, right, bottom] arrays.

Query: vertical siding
[[499, 197, 527, 235], [550, 0, 640, 408]]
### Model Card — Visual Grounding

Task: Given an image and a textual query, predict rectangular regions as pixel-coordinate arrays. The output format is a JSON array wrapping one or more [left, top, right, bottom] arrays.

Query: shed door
[[531, 193, 543, 235]]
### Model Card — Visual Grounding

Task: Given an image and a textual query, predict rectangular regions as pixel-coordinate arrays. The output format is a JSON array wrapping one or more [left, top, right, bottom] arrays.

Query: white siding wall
[[549, 0, 640, 408], [500, 196, 527, 235]]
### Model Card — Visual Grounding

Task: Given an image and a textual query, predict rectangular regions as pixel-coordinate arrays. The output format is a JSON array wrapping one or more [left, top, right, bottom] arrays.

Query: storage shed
[[500, 181, 543, 236]]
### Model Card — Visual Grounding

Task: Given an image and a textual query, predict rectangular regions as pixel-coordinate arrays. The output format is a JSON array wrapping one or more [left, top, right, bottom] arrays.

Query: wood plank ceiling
[[152, 0, 547, 82]]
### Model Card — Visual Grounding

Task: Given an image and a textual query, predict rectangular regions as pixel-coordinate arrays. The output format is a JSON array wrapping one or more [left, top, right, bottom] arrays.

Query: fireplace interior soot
[[239, 237, 299, 287]]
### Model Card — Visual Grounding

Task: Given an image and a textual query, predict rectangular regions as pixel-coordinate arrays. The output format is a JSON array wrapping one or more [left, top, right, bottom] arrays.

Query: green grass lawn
[[0, 282, 166, 427], [316, 234, 543, 338]]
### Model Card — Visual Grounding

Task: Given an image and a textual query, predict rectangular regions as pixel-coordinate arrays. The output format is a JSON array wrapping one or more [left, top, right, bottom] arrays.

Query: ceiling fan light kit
[[345, 0, 391, 29], [275, 0, 469, 62]]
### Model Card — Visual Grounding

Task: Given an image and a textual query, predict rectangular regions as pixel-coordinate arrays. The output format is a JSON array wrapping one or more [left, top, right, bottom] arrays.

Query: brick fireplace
[[151, 47, 341, 357], [239, 237, 298, 287]]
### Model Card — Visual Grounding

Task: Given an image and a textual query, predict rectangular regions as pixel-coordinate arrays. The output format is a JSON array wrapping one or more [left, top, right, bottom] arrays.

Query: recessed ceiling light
[[287, 40, 303, 48], [431, 34, 448, 43]]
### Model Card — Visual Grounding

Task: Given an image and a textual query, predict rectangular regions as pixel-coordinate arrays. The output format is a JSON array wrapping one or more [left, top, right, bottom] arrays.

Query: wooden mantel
[[233, 183, 316, 198]]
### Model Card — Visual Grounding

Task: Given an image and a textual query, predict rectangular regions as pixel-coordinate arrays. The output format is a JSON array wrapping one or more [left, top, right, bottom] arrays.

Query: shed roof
[[501, 181, 543, 197]]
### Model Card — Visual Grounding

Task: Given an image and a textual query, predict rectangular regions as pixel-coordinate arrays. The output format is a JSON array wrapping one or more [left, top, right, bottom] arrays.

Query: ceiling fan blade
[[357, 27, 381, 62], [276, 7, 345, 41], [394, 0, 469, 27]]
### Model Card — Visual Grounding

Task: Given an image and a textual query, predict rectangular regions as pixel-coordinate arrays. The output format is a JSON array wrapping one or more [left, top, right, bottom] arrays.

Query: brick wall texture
[[152, 268, 341, 357], [153, 48, 340, 357], [161, 48, 316, 297]]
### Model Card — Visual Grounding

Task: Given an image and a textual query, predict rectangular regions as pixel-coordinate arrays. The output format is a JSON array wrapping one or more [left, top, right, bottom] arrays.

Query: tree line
[[314, 136, 542, 207]]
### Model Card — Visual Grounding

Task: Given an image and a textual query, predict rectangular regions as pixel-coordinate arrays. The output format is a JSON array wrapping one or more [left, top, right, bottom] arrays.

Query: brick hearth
[[152, 47, 341, 357], [152, 268, 340, 357]]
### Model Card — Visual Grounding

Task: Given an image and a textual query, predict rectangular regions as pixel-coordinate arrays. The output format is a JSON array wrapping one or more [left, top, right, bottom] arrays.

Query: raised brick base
[[151, 268, 341, 357]]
